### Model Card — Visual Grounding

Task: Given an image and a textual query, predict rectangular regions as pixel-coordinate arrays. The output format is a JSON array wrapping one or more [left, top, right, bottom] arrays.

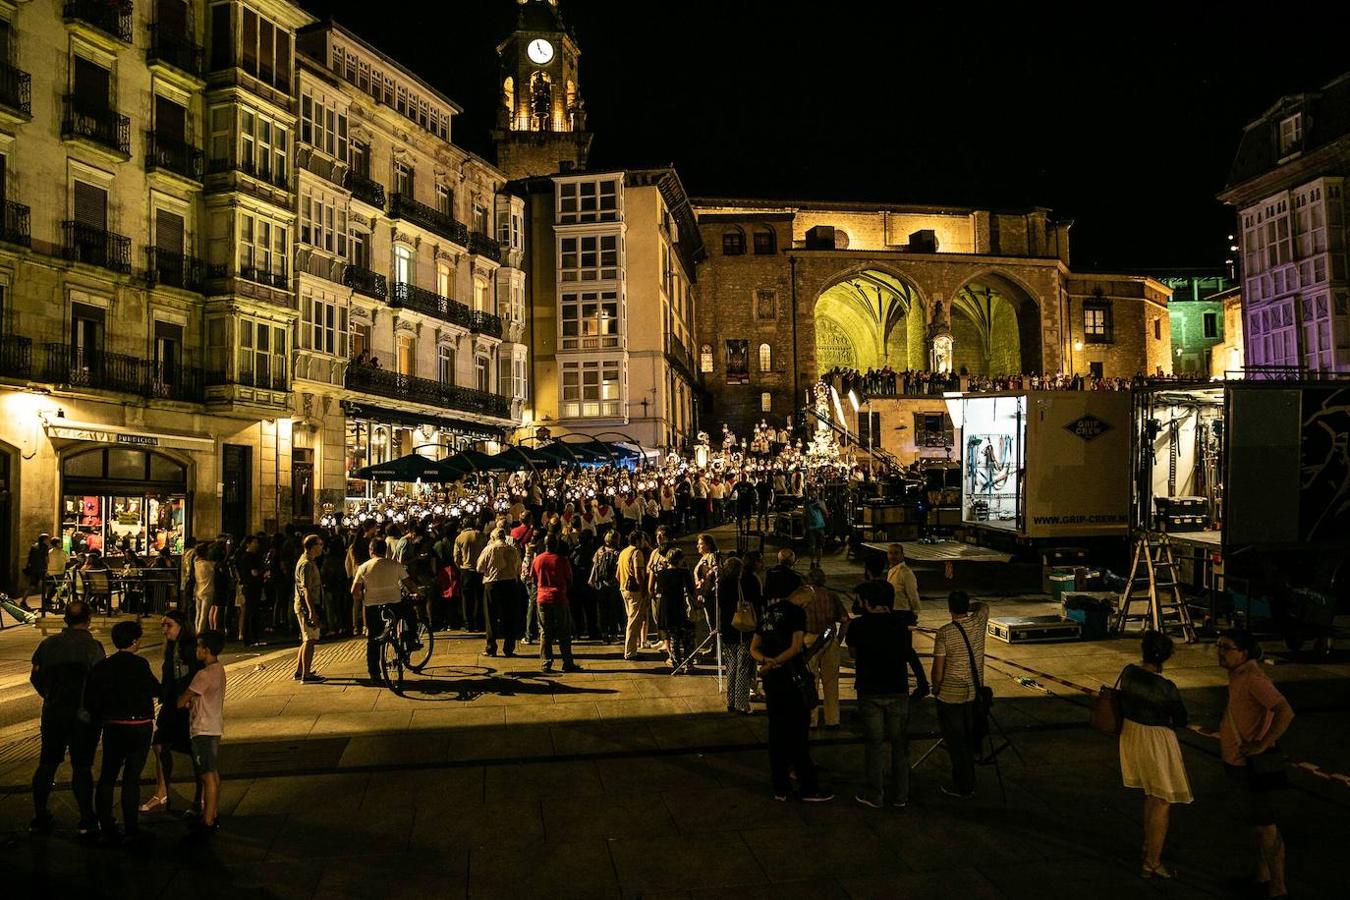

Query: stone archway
[[813, 269, 925, 371], [950, 270, 1043, 375]]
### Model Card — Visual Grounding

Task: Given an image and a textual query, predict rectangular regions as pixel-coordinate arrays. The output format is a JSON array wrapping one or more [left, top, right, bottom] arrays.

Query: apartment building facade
[[0, 1, 522, 590]]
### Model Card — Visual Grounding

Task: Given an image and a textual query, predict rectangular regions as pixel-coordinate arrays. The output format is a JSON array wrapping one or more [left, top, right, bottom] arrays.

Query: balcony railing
[[239, 264, 289, 289], [208, 155, 290, 190], [64, 0, 133, 44], [41, 343, 203, 401], [147, 248, 204, 292], [62, 221, 132, 273], [146, 131, 204, 181], [344, 170, 386, 209], [62, 96, 131, 156], [0, 334, 33, 379], [468, 231, 503, 262], [345, 363, 511, 419], [2, 201, 31, 246], [0, 62, 32, 117], [343, 264, 388, 300], [665, 334, 698, 381], [146, 24, 203, 76], [391, 282, 474, 329], [388, 193, 468, 244], [205, 367, 289, 393], [471, 309, 504, 338]]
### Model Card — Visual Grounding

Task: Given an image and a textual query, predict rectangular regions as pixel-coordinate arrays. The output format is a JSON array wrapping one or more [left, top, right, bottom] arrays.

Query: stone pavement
[[2, 534, 1348, 898]]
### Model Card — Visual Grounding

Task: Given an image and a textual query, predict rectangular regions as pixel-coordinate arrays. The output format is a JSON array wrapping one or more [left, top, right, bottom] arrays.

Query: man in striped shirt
[[930, 590, 989, 799]]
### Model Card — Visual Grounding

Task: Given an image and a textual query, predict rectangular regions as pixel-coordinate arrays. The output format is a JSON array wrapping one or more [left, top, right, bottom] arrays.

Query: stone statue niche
[[530, 72, 553, 130]]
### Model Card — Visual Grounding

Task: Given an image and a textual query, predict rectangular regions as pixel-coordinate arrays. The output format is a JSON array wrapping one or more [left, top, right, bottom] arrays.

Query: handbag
[[1090, 672, 1125, 736], [731, 595, 757, 632], [954, 619, 993, 745]]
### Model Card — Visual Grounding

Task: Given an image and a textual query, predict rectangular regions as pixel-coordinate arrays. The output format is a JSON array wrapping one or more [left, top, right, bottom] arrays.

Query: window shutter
[[73, 182, 108, 228], [156, 210, 185, 253]]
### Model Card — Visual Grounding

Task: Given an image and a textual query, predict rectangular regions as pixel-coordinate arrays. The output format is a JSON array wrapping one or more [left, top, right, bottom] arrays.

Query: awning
[[41, 416, 216, 452]]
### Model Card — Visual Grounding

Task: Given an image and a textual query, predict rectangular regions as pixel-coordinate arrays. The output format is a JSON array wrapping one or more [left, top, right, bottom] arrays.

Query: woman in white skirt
[[1118, 630, 1192, 879]]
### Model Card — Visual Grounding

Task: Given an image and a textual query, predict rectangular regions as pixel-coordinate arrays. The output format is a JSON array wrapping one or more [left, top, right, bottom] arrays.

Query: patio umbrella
[[537, 441, 609, 464], [353, 453, 457, 483], [488, 445, 554, 471], [432, 455, 477, 479]]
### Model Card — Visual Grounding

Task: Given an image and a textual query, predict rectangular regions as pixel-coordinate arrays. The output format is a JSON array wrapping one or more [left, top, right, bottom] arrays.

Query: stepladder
[[1114, 532, 1197, 643]]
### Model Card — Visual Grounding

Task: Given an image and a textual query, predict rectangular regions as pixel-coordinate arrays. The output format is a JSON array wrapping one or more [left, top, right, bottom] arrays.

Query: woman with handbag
[[719, 556, 754, 713], [654, 549, 696, 671], [692, 534, 720, 653], [1116, 630, 1192, 879], [750, 579, 832, 803], [1218, 628, 1295, 899]]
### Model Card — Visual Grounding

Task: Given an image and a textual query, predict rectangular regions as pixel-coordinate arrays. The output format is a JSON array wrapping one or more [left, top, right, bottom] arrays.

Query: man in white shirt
[[886, 544, 930, 699], [351, 537, 408, 684]]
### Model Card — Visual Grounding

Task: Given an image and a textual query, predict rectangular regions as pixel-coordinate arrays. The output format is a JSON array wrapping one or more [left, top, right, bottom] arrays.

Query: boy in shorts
[[178, 630, 226, 833]]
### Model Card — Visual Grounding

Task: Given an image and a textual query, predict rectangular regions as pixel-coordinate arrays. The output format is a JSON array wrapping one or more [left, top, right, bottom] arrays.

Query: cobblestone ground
[[2, 525, 1347, 898]]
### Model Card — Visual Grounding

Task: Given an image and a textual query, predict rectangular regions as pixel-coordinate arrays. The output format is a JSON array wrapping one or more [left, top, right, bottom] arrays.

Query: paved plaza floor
[[2, 530, 1347, 898]]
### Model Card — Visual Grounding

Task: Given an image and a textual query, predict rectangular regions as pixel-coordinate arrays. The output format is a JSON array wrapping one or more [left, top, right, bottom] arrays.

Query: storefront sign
[[115, 433, 160, 447], [42, 416, 214, 452]]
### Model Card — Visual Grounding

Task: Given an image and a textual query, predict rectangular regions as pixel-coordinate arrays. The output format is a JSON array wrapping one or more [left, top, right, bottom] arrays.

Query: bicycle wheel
[[408, 620, 434, 672], [379, 638, 405, 693]]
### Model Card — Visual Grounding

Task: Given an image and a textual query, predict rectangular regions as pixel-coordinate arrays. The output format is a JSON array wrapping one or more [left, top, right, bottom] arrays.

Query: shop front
[[343, 402, 504, 500]]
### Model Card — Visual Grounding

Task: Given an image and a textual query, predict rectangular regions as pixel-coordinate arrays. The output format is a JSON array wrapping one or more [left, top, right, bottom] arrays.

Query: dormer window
[[1279, 114, 1303, 156]]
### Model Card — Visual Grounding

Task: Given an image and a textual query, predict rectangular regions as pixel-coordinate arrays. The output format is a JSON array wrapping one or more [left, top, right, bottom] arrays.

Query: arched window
[[721, 227, 745, 256], [503, 76, 515, 116], [752, 226, 776, 255], [759, 342, 772, 372], [700, 344, 713, 373]]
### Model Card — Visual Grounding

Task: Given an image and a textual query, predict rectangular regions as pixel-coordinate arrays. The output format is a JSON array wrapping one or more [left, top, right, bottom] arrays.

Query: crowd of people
[[823, 366, 1183, 399]]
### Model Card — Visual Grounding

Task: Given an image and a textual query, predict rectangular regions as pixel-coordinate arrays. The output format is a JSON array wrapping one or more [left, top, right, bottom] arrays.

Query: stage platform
[[863, 540, 1014, 564]]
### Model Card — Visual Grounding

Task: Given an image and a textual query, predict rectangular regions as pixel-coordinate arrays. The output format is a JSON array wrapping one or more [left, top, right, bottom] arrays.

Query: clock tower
[[493, 0, 594, 180]]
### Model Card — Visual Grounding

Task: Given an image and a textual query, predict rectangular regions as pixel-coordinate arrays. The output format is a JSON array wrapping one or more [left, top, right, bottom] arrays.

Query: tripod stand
[[910, 704, 1022, 803]]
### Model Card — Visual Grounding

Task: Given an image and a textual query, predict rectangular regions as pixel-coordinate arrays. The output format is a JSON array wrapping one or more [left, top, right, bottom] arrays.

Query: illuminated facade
[[1220, 70, 1350, 373], [0, 1, 521, 589]]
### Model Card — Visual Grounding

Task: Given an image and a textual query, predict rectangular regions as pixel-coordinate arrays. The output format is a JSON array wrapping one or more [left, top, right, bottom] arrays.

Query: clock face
[[527, 38, 555, 65]]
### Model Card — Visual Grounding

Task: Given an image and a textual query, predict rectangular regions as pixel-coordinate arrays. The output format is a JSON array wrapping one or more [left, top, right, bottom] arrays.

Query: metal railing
[[239, 264, 289, 289], [388, 193, 468, 244], [146, 131, 204, 181], [62, 95, 131, 155], [146, 24, 203, 76], [468, 231, 503, 262], [61, 221, 132, 273], [0, 62, 32, 116], [147, 248, 204, 292], [343, 264, 388, 300], [471, 309, 503, 338], [344, 170, 386, 209], [345, 364, 511, 419], [390, 281, 474, 329], [204, 367, 289, 393], [0, 334, 33, 379], [665, 334, 698, 381], [41, 343, 203, 401], [64, 0, 133, 43], [2, 201, 30, 246]]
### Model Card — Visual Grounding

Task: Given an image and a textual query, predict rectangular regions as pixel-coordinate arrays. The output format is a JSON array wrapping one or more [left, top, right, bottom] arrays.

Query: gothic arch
[[812, 267, 929, 372], [949, 268, 1044, 375]]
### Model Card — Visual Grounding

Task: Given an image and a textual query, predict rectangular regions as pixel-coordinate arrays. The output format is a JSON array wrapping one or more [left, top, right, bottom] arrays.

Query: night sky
[[304, 1, 1345, 273]]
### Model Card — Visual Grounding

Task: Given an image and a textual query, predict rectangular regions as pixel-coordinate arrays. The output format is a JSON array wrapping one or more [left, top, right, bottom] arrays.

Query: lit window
[[759, 342, 772, 372], [1083, 302, 1112, 344], [560, 290, 621, 349], [438, 345, 455, 385], [300, 294, 348, 357], [560, 234, 620, 281], [557, 178, 620, 224], [1279, 114, 1303, 156], [561, 359, 622, 418]]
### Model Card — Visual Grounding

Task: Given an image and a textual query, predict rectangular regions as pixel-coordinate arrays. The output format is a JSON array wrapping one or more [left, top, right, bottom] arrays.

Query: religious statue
[[530, 72, 552, 129]]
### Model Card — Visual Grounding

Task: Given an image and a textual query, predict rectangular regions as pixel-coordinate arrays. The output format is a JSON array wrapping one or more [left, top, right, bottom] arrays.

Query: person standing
[[293, 535, 325, 683], [23, 533, 50, 603], [454, 517, 489, 633], [794, 567, 849, 729], [28, 600, 106, 836], [1117, 630, 1192, 878], [321, 532, 352, 637], [85, 620, 159, 843], [589, 530, 622, 643], [655, 549, 696, 671], [763, 549, 804, 605], [1218, 629, 1295, 898], [43, 537, 70, 611], [477, 527, 523, 658], [346, 520, 380, 635], [235, 536, 266, 645], [930, 590, 989, 799], [532, 535, 582, 672], [886, 543, 930, 699], [191, 543, 216, 636], [724, 552, 765, 714], [351, 538, 409, 685], [618, 530, 649, 660], [750, 581, 832, 803], [140, 610, 201, 816], [847, 557, 911, 809], [179, 630, 226, 834]]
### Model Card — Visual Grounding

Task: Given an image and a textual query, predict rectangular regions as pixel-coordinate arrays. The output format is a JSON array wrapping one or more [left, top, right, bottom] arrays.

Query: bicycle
[[377, 594, 434, 693]]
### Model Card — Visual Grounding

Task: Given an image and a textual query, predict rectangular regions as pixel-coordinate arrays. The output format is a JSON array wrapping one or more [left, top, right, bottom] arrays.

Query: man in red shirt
[[510, 512, 535, 548], [532, 534, 582, 672]]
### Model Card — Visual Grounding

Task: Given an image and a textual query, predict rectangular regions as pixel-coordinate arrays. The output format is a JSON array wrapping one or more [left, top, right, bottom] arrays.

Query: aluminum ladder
[[1114, 532, 1197, 643]]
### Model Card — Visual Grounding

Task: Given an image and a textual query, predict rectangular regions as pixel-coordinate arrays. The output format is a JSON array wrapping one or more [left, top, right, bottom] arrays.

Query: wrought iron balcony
[[468, 231, 503, 262], [147, 360, 204, 402], [665, 334, 698, 382], [390, 282, 474, 329], [388, 193, 468, 244], [239, 264, 289, 289], [205, 366, 289, 394], [345, 363, 511, 419], [147, 248, 204, 292], [343, 264, 388, 300], [146, 24, 203, 76], [62, 95, 131, 156], [62, 221, 132, 273], [471, 309, 503, 338], [40, 343, 201, 401], [64, 0, 133, 44], [2, 201, 30, 247], [0, 334, 33, 380], [0, 63, 32, 117], [344, 170, 386, 209], [146, 131, 204, 182]]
